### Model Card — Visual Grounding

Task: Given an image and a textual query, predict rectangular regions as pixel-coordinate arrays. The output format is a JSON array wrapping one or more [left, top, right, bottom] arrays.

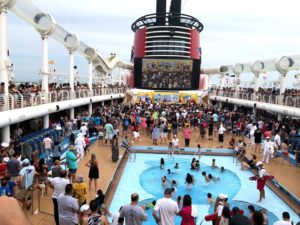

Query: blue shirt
[[94, 117, 101, 126], [66, 151, 77, 169]]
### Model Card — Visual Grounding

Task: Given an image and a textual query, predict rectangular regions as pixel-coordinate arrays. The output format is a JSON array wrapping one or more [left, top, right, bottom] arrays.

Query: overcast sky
[[7, 0, 300, 87]]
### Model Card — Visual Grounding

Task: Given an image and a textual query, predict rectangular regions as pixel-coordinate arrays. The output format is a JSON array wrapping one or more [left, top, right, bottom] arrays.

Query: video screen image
[[141, 59, 193, 89]]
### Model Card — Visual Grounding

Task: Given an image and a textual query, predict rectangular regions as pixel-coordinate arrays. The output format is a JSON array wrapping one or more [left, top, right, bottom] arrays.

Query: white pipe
[[41, 36, 49, 94], [69, 51, 74, 93], [0, 9, 8, 95], [88, 62, 93, 91]]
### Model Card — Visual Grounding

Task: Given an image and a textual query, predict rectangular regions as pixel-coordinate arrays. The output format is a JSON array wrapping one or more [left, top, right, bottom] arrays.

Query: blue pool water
[[109, 154, 298, 225]]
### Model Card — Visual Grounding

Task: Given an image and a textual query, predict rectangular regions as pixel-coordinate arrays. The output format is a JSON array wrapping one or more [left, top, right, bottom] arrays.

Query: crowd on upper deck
[[211, 86, 300, 97]]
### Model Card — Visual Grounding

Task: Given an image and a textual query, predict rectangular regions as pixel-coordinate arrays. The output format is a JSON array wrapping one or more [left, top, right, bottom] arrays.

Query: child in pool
[[195, 144, 202, 159], [202, 171, 210, 182], [212, 158, 218, 168], [207, 193, 215, 204]]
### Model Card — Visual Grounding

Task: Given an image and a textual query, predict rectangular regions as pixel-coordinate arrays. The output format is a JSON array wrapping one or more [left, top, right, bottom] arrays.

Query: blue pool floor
[[109, 154, 298, 225]]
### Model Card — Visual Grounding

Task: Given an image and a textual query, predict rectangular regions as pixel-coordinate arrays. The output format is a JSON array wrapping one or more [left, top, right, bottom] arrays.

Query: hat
[[3, 157, 9, 163], [218, 193, 228, 200], [80, 204, 90, 212], [164, 188, 172, 195], [22, 158, 30, 165], [256, 161, 263, 166], [1, 142, 9, 148]]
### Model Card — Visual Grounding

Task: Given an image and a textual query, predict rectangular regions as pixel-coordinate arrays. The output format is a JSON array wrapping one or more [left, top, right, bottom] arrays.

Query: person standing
[[274, 131, 281, 158], [85, 153, 99, 191], [179, 194, 197, 225], [42, 134, 53, 160], [57, 184, 79, 225], [118, 193, 148, 225], [172, 135, 180, 152], [75, 133, 86, 160], [6, 152, 21, 181], [47, 170, 70, 225], [218, 125, 226, 147], [15, 158, 36, 210], [66, 145, 81, 182], [262, 136, 274, 164], [229, 207, 251, 225], [104, 121, 114, 145], [183, 125, 192, 147], [256, 161, 268, 202], [274, 212, 293, 225], [152, 188, 179, 225], [72, 175, 88, 206]]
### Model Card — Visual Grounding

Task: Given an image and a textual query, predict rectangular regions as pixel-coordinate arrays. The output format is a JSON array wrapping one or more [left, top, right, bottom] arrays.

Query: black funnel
[[156, 0, 167, 25]]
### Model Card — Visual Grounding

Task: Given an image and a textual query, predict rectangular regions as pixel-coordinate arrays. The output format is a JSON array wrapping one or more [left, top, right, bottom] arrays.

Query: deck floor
[[27, 129, 300, 224]]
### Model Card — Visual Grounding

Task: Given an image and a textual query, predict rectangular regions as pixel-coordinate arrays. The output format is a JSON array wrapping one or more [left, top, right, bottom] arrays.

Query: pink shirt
[[43, 137, 52, 149], [183, 128, 191, 139]]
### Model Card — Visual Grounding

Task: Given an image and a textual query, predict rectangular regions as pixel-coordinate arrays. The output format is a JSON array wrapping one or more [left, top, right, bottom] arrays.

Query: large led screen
[[141, 59, 193, 89]]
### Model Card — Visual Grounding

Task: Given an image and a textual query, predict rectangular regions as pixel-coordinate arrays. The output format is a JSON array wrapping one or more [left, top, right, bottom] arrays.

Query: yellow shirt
[[73, 183, 87, 203]]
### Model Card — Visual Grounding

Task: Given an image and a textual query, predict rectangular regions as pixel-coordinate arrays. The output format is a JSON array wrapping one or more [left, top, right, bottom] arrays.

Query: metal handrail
[[0, 87, 126, 112], [211, 90, 300, 108]]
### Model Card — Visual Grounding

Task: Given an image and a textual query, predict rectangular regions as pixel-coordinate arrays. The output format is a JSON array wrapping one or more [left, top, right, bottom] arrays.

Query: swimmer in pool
[[212, 158, 218, 168], [208, 173, 220, 181], [185, 173, 194, 190], [160, 158, 165, 170], [202, 171, 210, 182], [161, 176, 167, 188], [207, 193, 215, 204]]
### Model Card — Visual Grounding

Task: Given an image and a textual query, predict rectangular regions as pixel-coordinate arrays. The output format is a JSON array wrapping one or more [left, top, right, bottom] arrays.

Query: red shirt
[[0, 163, 7, 176], [179, 206, 195, 225]]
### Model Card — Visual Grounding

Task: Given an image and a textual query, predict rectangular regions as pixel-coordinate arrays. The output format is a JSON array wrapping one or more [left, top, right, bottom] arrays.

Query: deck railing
[[210, 90, 300, 108], [0, 87, 126, 112]]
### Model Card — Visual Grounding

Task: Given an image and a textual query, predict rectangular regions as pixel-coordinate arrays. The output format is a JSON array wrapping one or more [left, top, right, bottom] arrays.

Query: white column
[[277, 113, 283, 121], [70, 108, 75, 120], [69, 51, 74, 98], [279, 72, 286, 94], [279, 72, 287, 104], [88, 62, 93, 92], [235, 73, 240, 98], [220, 74, 225, 89], [1, 125, 10, 143], [233, 104, 238, 111], [43, 114, 49, 129], [0, 9, 9, 95], [41, 36, 49, 101], [207, 75, 211, 90], [101, 101, 104, 107], [119, 67, 122, 84], [88, 103, 92, 115], [252, 74, 259, 100]]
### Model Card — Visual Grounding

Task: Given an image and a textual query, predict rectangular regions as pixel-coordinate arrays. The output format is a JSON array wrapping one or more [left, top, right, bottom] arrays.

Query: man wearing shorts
[[15, 158, 36, 209], [104, 121, 114, 145], [152, 188, 179, 225]]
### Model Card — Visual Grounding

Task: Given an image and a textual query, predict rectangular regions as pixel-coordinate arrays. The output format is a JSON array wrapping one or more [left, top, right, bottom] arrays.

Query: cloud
[[5, 0, 300, 84]]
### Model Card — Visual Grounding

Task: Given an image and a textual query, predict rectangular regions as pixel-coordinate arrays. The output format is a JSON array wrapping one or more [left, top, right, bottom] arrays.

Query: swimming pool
[[109, 153, 298, 225]]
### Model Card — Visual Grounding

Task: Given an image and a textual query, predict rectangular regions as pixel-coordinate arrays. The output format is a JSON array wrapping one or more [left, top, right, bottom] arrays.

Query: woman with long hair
[[185, 173, 194, 190], [219, 206, 231, 225], [85, 153, 99, 191], [179, 194, 197, 225]]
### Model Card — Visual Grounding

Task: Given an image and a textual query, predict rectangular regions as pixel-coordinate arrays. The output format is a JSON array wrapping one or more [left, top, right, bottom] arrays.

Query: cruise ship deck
[[0, 0, 299, 225]]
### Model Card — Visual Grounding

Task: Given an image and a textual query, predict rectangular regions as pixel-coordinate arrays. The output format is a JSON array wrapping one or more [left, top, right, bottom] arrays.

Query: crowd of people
[[0, 100, 299, 224]]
